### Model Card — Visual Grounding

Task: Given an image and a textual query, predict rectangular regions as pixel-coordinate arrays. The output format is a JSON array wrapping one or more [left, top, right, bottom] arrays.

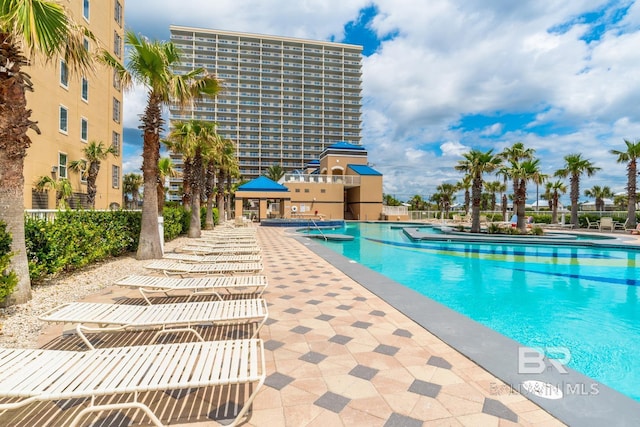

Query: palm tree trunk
[[86, 162, 100, 208], [204, 164, 215, 229], [0, 175, 32, 306], [0, 35, 36, 305], [156, 180, 165, 216], [552, 194, 559, 224], [216, 171, 225, 222], [570, 175, 579, 227], [628, 160, 637, 228], [188, 150, 203, 238], [517, 182, 527, 233], [136, 96, 162, 260], [470, 175, 482, 233]]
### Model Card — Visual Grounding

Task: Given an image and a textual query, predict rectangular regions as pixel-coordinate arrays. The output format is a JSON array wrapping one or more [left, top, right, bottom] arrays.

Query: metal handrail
[[308, 218, 327, 241]]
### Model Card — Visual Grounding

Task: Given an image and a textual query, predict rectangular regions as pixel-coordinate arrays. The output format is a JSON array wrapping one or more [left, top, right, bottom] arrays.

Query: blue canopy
[[237, 176, 289, 192]]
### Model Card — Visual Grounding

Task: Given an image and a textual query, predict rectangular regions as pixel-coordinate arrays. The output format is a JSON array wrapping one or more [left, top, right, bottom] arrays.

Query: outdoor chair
[[175, 245, 261, 255], [40, 299, 268, 350], [145, 260, 264, 276], [599, 217, 614, 231], [114, 274, 268, 304], [162, 253, 262, 263], [0, 339, 265, 427], [586, 217, 600, 229]]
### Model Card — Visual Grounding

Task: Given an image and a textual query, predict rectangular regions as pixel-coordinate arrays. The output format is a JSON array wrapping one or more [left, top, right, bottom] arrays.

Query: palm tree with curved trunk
[[157, 157, 178, 214], [610, 139, 640, 229], [555, 154, 600, 227], [499, 142, 535, 214], [123, 173, 143, 209], [584, 185, 612, 212], [546, 180, 567, 224], [506, 158, 541, 232], [455, 149, 502, 233], [0, 0, 96, 305], [101, 31, 221, 258], [68, 141, 116, 208]]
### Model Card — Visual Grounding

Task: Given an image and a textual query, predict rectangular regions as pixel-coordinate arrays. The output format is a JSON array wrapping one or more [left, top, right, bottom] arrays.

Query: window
[[59, 105, 68, 133], [112, 131, 121, 156], [80, 117, 88, 141], [58, 153, 68, 179], [114, 31, 121, 58], [81, 77, 88, 101], [112, 98, 120, 123], [83, 0, 89, 20], [113, 69, 121, 90], [115, 1, 122, 26], [112, 165, 120, 188], [83, 37, 89, 52], [60, 60, 68, 87]]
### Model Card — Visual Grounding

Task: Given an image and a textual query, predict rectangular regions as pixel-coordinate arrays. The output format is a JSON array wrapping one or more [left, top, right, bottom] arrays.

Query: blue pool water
[[307, 222, 640, 401]]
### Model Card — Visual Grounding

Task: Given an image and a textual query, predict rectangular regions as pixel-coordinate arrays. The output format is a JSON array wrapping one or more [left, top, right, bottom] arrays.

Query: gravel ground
[[0, 236, 191, 349]]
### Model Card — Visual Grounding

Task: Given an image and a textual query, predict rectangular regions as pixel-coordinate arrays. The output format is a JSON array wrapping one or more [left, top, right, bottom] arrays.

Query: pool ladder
[[309, 219, 327, 241]]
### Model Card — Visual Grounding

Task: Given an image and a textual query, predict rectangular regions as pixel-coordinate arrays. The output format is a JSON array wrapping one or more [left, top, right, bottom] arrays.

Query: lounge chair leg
[[151, 327, 205, 344], [70, 400, 163, 427]]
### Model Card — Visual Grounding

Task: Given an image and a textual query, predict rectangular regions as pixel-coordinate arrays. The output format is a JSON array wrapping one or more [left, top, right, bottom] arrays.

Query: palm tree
[[507, 158, 541, 233], [68, 141, 116, 209], [546, 180, 567, 224], [408, 194, 425, 211], [430, 183, 457, 220], [499, 142, 535, 213], [265, 164, 285, 182], [34, 176, 73, 209], [217, 138, 239, 223], [0, 0, 95, 305], [383, 194, 402, 206], [101, 31, 221, 259], [456, 175, 471, 214], [123, 173, 143, 209], [532, 170, 548, 212], [165, 120, 219, 238], [455, 149, 502, 233], [610, 139, 640, 229], [157, 157, 178, 214], [555, 154, 600, 227], [584, 185, 613, 212], [484, 180, 505, 211]]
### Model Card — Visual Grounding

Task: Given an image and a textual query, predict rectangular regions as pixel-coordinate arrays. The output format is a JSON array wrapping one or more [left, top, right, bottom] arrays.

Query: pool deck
[[9, 225, 640, 426]]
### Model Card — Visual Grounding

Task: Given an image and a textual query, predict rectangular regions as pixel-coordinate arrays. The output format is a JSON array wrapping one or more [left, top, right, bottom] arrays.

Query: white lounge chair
[[145, 260, 264, 275], [0, 339, 264, 427], [176, 245, 261, 255], [115, 274, 268, 304], [39, 299, 268, 349], [163, 253, 262, 263]]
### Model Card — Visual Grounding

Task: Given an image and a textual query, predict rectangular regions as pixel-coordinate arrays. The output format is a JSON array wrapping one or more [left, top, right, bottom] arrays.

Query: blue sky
[[123, 0, 640, 204]]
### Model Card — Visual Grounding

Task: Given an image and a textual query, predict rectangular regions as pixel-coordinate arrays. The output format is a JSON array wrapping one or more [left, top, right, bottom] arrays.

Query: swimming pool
[[306, 222, 640, 401]]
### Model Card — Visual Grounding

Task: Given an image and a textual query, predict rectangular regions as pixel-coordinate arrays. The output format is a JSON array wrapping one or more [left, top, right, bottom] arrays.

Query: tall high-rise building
[[23, 0, 125, 209], [168, 26, 363, 182]]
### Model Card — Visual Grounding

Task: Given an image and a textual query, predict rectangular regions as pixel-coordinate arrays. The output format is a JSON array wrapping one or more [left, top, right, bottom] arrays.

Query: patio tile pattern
[[0, 225, 568, 427]]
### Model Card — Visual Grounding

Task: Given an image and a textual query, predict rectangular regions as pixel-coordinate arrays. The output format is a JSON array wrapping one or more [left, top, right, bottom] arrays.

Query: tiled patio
[[2, 225, 569, 426]]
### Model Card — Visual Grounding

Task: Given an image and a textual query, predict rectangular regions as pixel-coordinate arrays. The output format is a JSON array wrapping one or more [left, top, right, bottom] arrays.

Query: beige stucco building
[[235, 142, 383, 221], [23, 0, 125, 209]]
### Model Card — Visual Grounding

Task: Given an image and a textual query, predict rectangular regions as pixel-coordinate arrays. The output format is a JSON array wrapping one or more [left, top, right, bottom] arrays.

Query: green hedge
[[0, 221, 18, 302], [23, 206, 211, 282]]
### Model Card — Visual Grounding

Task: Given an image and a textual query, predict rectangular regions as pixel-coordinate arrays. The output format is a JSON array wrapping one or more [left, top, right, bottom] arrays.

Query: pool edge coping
[[294, 233, 640, 427]]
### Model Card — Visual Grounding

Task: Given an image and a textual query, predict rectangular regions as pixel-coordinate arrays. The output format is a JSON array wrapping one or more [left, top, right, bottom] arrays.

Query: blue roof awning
[[348, 164, 382, 176], [237, 176, 289, 192]]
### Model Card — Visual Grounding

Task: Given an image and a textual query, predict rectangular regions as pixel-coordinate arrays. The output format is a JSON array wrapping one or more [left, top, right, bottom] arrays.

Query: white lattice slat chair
[[144, 260, 264, 276], [115, 274, 268, 304], [162, 253, 262, 263], [39, 299, 268, 349], [175, 245, 261, 255], [0, 339, 265, 427]]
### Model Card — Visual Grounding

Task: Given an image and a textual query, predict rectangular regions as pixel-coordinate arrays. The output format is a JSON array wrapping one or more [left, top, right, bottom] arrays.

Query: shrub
[[531, 226, 544, 235], [0, 221, 18, 302]]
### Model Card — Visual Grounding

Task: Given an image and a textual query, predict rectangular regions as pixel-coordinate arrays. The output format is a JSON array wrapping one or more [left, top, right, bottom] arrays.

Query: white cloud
[[124, 0, 640, 201]]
